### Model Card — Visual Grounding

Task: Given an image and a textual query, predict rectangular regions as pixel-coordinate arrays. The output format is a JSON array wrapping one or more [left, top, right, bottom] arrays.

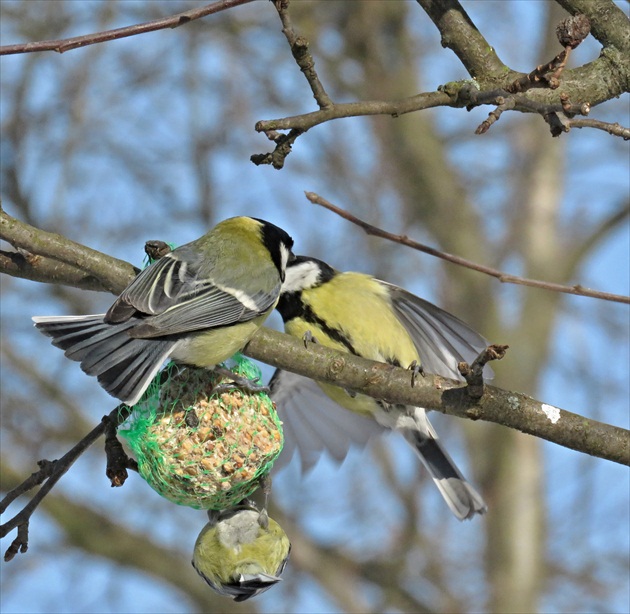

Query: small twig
[[0, 0, 255, 56], [273, 0, 333, 110], [505, 14, 591, 94], [1, 405, 129, 560], [506, 49, 570, 94], [251, 0, 334, 168], [304, 191, 630, 305], [252, 92, 451, 167], [255, 91, 451, 134], [458, 345, 510, 400], [559, 92, 591, 118], [475, 97, 516, 134], [562, 118, 630, 140], [0, 460, 56, 515], [104, 413, 138, 488], [251, 128, 304, 169]]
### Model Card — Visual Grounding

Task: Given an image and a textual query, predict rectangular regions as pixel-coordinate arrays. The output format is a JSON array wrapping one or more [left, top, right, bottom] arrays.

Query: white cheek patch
[[280, 244, 291, 273], [282, 261, 321, 293]]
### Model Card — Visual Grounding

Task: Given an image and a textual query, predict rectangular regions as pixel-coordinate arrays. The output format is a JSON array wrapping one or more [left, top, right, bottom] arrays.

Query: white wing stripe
[[213, 283, 261, 312]]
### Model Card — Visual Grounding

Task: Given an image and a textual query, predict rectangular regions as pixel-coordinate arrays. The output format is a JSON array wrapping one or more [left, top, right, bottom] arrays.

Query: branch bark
[[415, 0, 508, 79]]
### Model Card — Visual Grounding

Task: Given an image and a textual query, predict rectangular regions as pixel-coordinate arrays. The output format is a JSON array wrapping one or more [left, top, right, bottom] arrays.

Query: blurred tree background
[[1, 1, 628, 613]]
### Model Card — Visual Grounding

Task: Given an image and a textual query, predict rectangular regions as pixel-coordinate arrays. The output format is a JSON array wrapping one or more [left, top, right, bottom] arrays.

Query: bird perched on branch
[[33, 216, 294, 406], [271, 255, 489, 520]]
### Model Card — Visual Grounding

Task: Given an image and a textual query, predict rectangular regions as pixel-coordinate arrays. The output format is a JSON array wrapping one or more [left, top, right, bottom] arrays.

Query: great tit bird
[[192, 504, 291, 602], [271, 256, 489, 520], [33, 217, 294, 406]]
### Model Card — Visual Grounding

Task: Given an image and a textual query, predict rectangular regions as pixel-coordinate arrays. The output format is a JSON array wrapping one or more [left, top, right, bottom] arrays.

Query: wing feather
[[270, 369, 385, 473], [105, 247, 280, 337], [382, 282, 493, 381]]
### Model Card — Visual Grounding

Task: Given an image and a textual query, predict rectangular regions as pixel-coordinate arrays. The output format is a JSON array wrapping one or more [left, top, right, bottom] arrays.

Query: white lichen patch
[[507, 396, 520, 410], [541, 403, 561, 424]]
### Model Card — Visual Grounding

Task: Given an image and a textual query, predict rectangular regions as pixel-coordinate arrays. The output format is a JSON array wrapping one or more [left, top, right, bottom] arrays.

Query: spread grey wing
[[128, 284, 279, 338], [382, 281, 493, 381], [107, 249, 201, 321], [270, 369, 385, 474], [106, 246, 280, 336]]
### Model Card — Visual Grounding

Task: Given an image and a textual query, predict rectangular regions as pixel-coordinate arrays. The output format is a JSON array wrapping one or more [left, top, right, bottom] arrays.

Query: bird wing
[[270, 369, 385, 473], [382, 281, 493, 381], [105, 248, 280, 336]]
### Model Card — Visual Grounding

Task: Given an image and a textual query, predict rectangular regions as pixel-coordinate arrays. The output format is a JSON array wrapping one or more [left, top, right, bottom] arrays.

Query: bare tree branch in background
[[304, 192, 630, 304], [0, 0, 255, 56]]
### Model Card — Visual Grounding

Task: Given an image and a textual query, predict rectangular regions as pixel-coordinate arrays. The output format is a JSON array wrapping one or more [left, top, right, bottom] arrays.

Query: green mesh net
[[118, 355, 283, 510]]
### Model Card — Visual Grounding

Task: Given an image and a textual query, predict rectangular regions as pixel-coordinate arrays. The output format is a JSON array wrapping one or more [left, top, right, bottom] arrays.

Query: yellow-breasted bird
[[33, 217, 294, 406], [192, 504, 291, 602], [271, 255, 489, 520]]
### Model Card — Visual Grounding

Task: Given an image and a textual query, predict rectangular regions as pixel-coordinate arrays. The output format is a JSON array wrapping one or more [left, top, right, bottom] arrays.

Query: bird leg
[[408, 360, 425, 388], [211, 366, 270, 395]]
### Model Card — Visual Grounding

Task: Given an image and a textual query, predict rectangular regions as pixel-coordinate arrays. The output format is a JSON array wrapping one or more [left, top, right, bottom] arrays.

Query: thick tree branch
[[0, 249, 114, 292], [305, 191, 630, 305], [244, 329, 629, 467], [0, 207, 137, 294], [415, 0, 508, 79], [0, 0, 255, 56]]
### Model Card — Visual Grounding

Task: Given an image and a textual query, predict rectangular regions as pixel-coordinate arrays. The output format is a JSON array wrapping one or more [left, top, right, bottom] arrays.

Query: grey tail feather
[[33, 315, 175, 406], [401, 428, 487, 520]]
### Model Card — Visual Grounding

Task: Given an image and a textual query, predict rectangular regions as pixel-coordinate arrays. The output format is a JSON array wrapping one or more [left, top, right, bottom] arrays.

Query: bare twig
[[475, 97, 516, 134], [458, 345, 510, 399], [0, 0, 255, 56], [1, 406, 129, 559], [273, 0, 333, 109], [251, 128, 304, 170], [562, 118, 630, 140], [505, 12, 592, 96], [255, 91, 452, 133], [252, 91, 452, 167], [506, 48, 571, 94], [304, 191, 630, 305]]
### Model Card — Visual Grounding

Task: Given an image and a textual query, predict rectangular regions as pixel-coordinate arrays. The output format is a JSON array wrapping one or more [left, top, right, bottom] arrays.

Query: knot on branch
[[556, 14, 591, 50]]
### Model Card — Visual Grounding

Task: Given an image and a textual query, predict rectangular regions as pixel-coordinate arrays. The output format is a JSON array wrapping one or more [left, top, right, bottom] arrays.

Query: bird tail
[[32, 314, 175, 406], [400, 409, 487, 520]]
